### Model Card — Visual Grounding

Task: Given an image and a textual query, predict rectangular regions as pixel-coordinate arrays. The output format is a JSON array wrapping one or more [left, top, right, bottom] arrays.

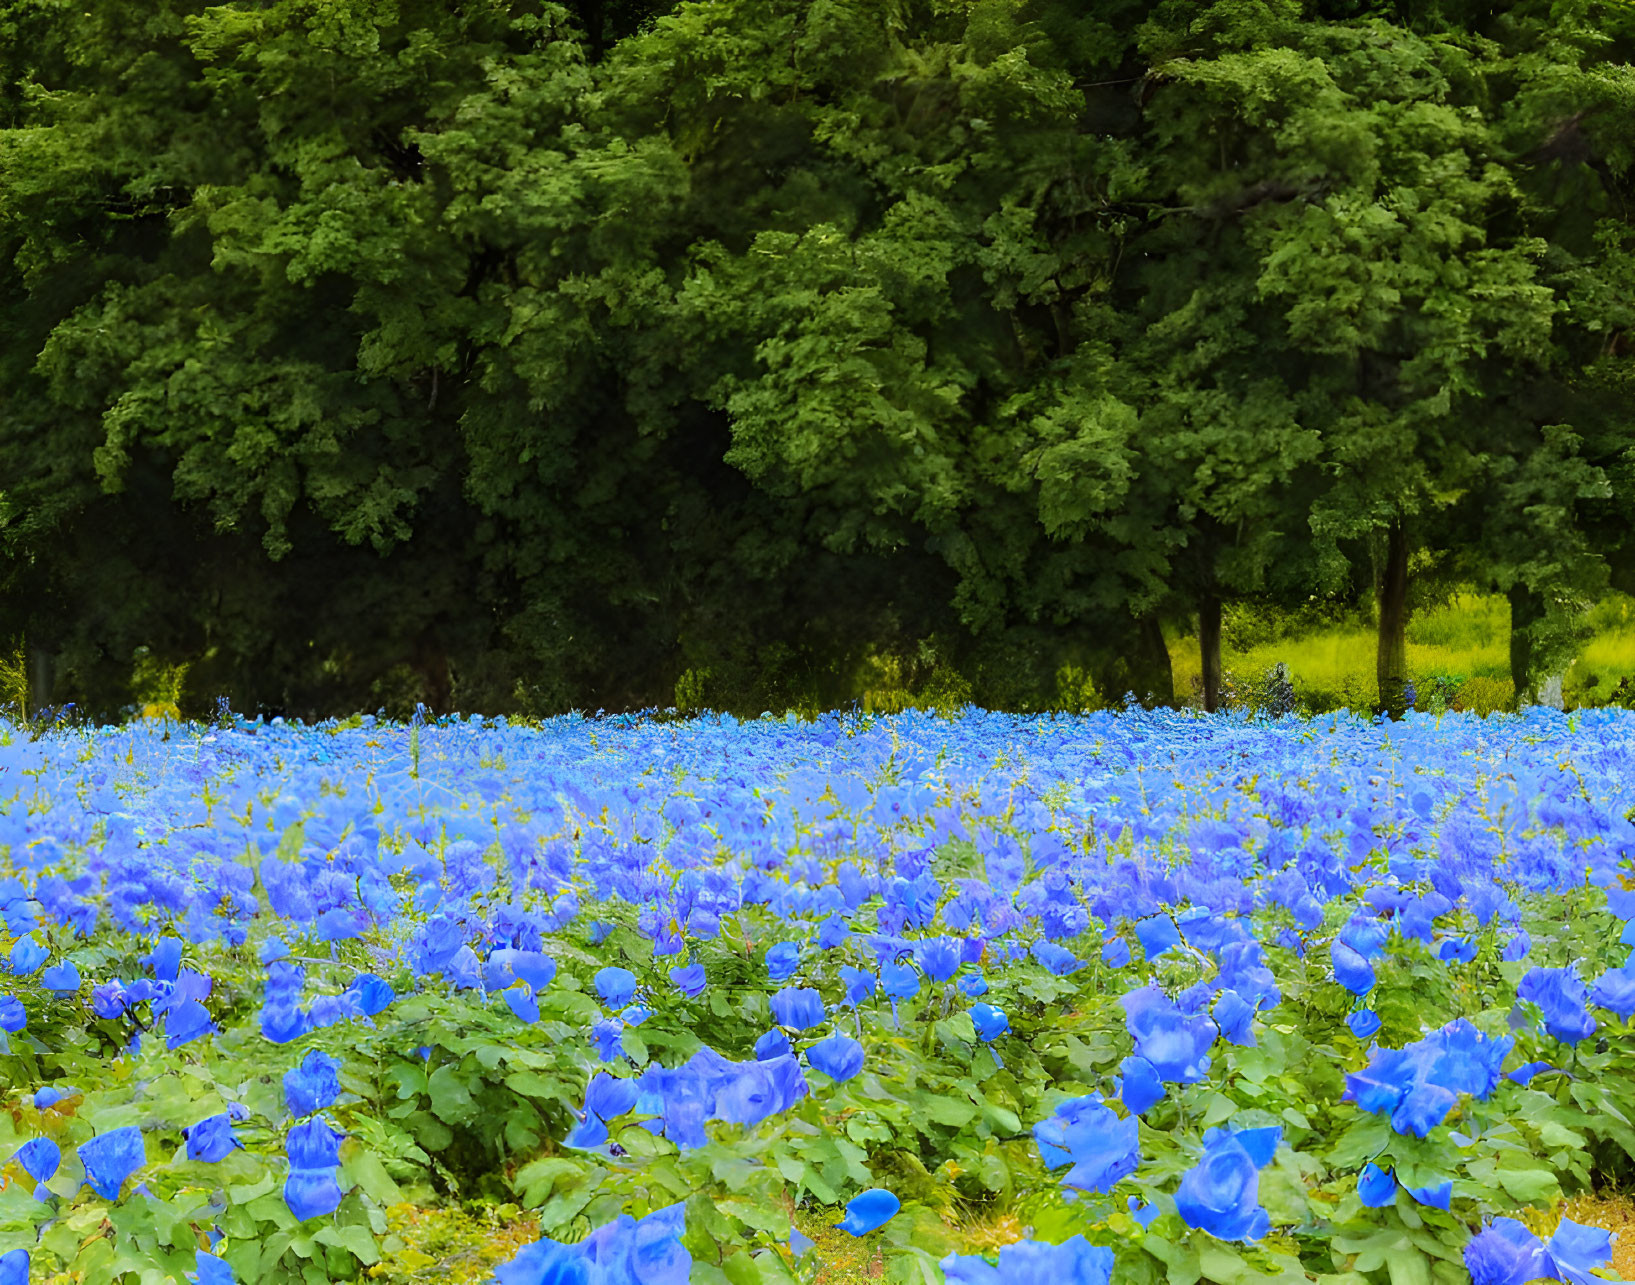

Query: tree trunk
[[27, 647, 54, 721], [1508, 583, 1542, 704], [1376, 520, 1410, 718], [1199, 594, 1222, 713], [1132, 614, 1175, 708]]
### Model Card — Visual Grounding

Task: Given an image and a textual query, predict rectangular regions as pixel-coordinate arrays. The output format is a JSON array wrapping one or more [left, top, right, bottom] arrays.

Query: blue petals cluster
[[1033, 1096, 1140, 1194], [942, 1235, 1114, 1285], [1464, 1216, 1614, 1285], [1343, 1019, 1513, 1137], [495, 1202, 690, 1285], [567, 1048, 809, 1151], [284, 1117, 345, 1221], [1174, 1126, 1281, 1242]]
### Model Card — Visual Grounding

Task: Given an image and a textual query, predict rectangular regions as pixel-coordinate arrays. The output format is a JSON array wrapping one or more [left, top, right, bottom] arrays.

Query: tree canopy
[[2, 0, 1633, 717]]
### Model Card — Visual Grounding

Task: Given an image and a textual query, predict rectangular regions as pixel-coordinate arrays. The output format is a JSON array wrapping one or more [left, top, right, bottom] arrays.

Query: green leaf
[[340, 1149, 403, 1207], [1383, 1246, 1432, 1285], [427, 1066, 476, 1123], [1495, 1168, 1558, 1203], [922, 1096, 978, 1127], [313, 1224, 381, 1266], [1198, 1241, 1252, 1285]]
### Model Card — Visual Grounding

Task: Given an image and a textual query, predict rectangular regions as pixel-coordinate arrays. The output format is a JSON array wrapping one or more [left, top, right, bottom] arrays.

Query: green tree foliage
[[1, 0, 1633, 716]]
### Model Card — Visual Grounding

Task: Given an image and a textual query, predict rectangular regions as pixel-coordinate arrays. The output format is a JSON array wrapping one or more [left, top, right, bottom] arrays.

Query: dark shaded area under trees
[[2, 0, 1633, 720]]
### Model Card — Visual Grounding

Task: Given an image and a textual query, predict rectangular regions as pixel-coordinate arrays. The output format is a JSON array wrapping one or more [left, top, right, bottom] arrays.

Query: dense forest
[[2, 0, 1633, 720]]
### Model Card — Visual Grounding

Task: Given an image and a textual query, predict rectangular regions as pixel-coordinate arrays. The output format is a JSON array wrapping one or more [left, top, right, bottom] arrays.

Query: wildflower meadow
[[0, 707, 1633, 1283]]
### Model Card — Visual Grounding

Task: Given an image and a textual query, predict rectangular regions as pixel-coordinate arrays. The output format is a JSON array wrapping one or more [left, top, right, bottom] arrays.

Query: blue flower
[[1436, 936, 1477, 964], [165, 999, 215, 1049], [881, 960, 921, 1001], [1342, 1019, 1509, 1138], [190, 1249, 235, 1284], [1102, 938, 1133, 969], [1134, 915, 1182, 960], [754, 1029, 792, 1061], [914, 938, 961, 983], [284, 1116, 345, 1221], [765, 942, 800, 981], [284, 1050, 342, 1117], [1331, 941, 1375, 996], [1033, 1095, 1139, 1193], [9, 937, 47, 975], [1346, 1010, 1382, 1040], [1409, 1180, 1452, 1210], [806, 1033, 866, 1082], [1516, 966, 1597, 1045], [620, 1003, 651, 1027], [1544, 1217, 1615, 1283], [1590, 963, 1635, 1018], [0, 995, 23, 1032], [770, 986, 826, 1031], [1422, 1019, 1511, 1100], [496, 1203, 690, 1285], [585, 1073, 640, 1123], [1121, 986, 1214, 1084], [284, 1167, 344, 1222], [0, 1250, 27, 1285], [594, 967, 638, 1008], [941, 1235, 1114, 1285], [1174, 1126, 1280, 1242], [78, 1126, 146, 1201], [958, 971, 988, 998], [260, 1001, 310, 1045], [349, 974, 396, 1017], [1031, 942, 1082, 975], [1462, 1214, 1615, 1285], [503, 987, 540, 1023], [836, 1188, 899, 1236], [970, 1002, 1008, 1042], [1343, 1045, 1456, 1138], [592, 1018, 625, 1062], [668, 963, 706, 998], [92, 981, 128, 1020], [841, 966, 877, 1006], [141, 938, 184, 982], [567, 1072, 641, 1148], [185, 1114, 244, 1164], [1212, 991, 1256, 1047], [1119, 1056, 1166, 1115], [816, 915, 851, 950], [1464, 1218, 1549, 1285], [712, 1055, 809, 1128], [14, 1137, 59, 1183], [286, 1115, 343, 1170], [1357, 1163, 1396, 1208], [40, 960, 80, 993]]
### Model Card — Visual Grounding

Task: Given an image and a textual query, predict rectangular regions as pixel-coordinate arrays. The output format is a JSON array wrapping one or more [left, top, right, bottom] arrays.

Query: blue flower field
[[1, 708, 1634, 1284]]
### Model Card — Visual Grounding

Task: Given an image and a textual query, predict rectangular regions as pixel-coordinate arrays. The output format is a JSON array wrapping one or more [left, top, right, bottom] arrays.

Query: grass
[[1168, 591, 1635, 710]]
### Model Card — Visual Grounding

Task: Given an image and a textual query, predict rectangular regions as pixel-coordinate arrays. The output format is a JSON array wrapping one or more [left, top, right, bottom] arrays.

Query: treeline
[[2, 0, 1633, 720]]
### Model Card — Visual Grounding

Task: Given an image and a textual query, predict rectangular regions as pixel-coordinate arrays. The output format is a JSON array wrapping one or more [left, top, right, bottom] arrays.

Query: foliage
[[2, 0, 1634, 716]]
